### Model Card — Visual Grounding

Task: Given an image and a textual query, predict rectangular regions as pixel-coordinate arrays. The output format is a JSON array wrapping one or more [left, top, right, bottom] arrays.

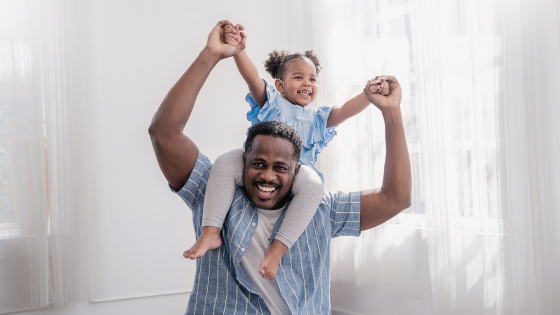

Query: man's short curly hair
[[245, 121, 302, 161]]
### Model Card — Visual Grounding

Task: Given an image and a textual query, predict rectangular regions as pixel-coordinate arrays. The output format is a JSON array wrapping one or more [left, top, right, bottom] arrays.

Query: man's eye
[[253, 163, 263, 167]]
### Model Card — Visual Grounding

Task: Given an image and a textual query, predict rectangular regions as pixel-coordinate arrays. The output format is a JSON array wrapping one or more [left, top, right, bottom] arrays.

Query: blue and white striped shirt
[[171, 151, 361, 314]]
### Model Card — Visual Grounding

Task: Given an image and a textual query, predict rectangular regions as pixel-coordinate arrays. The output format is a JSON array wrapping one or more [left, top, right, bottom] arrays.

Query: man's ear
[[275, 79, 284, 94], [294, 163, 301, 176]]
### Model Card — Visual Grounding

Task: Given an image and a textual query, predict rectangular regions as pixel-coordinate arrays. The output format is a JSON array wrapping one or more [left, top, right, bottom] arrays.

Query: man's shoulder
[[190, 152, 212, 179], [319, 189, 362, 238], [168, 151, 212, 208], [320, 190, 361, 209]]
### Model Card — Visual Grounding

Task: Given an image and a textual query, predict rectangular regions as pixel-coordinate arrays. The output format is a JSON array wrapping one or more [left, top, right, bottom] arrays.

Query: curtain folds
[[286, 0, 560, 314], [0, 0, 91, 312]]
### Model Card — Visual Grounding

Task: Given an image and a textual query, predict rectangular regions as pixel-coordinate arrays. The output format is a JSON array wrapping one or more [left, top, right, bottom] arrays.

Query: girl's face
[[275, 58, 319, 107]]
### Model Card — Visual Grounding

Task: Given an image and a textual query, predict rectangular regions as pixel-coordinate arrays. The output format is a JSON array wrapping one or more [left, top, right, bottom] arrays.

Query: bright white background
[[2, 0, 559, 314]]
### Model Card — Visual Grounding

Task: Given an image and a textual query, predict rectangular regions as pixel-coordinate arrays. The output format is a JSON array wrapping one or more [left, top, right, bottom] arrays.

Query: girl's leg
[[183, 148, 244, 259], [259, 165, 324, 279]]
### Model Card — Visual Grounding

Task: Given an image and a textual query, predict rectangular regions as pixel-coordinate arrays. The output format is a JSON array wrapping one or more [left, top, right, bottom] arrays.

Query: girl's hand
[[368, 76, 390, 95], [205, 20, 246, 60], [364, 76, 402, 111], [224, 24, 245, 46]]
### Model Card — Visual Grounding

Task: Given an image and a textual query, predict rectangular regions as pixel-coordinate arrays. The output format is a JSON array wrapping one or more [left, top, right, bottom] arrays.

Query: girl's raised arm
[[224, 25, 267, 107], [234, 51, 267, 107], [326, 78, 388, 128]]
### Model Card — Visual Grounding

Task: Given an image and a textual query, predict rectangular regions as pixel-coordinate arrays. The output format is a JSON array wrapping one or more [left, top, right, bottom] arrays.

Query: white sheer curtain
[[286, 0, 560, 314], [0, 0, 92, 312]]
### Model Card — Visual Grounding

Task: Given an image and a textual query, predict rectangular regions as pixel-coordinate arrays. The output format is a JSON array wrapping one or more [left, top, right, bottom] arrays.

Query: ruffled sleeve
[[304, 105, 337, 164], [246, 79, 285, 126], [245, 80, 337, 168]]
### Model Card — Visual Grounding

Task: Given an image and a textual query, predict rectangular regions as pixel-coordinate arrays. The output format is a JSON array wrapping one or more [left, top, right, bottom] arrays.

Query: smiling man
[[149, 21, 411, 314], [242, 123, 302, 210]]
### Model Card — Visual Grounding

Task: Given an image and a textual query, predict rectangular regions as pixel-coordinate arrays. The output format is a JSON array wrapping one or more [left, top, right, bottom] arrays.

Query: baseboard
[[90, 289, 191, 303], [331, 306, 365, 315], [0, 305, 54, 315]]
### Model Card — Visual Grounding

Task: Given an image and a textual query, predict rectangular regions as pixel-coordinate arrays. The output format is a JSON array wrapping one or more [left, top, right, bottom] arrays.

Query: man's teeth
[[258, 185, 276, 192]]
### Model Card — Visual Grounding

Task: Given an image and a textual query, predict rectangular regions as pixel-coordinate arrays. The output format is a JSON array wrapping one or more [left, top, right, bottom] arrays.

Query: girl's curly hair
[[264, 50, 322, 80]]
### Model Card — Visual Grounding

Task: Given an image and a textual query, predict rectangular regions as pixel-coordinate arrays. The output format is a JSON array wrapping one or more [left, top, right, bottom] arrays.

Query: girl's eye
[[310, 78, 316, 82], [294, 76, 302, 79]]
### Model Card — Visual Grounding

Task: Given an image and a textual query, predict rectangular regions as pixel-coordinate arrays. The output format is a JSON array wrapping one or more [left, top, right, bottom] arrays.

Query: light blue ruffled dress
[[246, 80, 337, 182]]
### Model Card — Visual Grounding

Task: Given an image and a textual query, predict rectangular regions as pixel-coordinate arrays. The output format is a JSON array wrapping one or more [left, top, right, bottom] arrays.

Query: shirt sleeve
[[326, 190, 362, 238], [168, 151, 212, 211]]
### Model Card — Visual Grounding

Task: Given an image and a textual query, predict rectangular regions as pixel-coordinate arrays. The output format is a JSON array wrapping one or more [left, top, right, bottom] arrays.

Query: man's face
[[243, 135, 300, 210]]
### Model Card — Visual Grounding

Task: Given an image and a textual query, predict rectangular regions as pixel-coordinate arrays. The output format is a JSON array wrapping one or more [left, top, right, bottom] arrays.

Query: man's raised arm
[[148, 20, 246, 191], [359, 76, 412, 231]]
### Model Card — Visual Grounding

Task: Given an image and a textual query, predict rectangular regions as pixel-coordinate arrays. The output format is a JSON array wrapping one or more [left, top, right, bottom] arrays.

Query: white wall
[[82, 0, 288, 302], [13, 1, 287, 314]]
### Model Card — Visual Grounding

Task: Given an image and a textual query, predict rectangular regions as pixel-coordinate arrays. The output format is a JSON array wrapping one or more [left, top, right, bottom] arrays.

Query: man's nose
[[260, 167, 277, 182]]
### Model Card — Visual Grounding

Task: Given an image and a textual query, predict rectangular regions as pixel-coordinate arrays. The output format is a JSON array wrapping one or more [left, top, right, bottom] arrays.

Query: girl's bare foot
[[183, 226, 222, 260], [259, 240, 289, 280]]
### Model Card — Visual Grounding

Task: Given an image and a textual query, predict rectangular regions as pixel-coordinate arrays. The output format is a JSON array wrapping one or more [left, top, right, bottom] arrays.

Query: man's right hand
[[205, 20, 246, 60]]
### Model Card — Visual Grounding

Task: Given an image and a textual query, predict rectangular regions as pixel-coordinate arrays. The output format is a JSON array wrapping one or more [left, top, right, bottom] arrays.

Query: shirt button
[[252, 223, 256, 226], [241, 248, 245, 252]]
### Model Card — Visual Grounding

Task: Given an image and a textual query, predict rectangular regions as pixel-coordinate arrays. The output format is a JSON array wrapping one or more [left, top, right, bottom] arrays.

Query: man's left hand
[[364, 76, 402, 112]]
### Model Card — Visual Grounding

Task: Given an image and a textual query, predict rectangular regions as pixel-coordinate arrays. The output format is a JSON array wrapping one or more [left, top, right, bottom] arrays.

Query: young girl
[[183, 24, 389, 280]]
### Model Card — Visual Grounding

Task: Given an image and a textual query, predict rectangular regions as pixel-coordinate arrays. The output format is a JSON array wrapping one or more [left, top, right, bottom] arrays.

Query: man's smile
[[255, 183, 278, 199]]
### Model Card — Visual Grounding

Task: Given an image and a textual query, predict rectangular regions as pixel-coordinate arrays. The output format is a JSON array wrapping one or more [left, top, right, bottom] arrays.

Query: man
[[149, 20, 411, 314]]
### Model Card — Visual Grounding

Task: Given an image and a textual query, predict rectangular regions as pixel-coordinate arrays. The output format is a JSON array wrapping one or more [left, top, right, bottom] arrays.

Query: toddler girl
[[183, 24, 389, 280]]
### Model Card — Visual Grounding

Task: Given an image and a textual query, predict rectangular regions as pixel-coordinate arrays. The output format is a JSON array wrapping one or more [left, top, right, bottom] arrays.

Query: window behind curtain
[[285, 0, 527, 313], [0, 0, 87, 311]]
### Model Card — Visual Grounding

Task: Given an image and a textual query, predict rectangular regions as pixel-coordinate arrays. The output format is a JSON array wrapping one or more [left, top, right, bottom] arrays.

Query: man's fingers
[[375, 76, 388, 85], [217, 20, 233, 29], [381, 75, 397, 85], [380, 75, 398, 85], [380, 81, 389, 95], [384, 76, 401, 93], [238, 32, 247, 47], [382, 81, 389, 88]]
